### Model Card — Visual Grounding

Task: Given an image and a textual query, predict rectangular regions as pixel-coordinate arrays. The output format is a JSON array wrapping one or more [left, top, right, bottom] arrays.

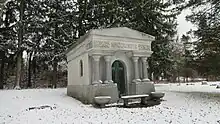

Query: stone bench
[[149, 92, 165, 100], [94, 96, 111, 107], [121, 94, 149, 106]]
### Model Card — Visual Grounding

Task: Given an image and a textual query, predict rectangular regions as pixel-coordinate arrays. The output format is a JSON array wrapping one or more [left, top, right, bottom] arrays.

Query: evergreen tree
[[184, 0, 220, 79], [77, 0, 180, 80], [181, 34, 195, 81], [36, 0, 76, 88], [0, 0, 185, 88], [0, 0, 18, 89], [119, 0, 178, 80], [14, 0, 25, 89], [170, 37, 185, 82]]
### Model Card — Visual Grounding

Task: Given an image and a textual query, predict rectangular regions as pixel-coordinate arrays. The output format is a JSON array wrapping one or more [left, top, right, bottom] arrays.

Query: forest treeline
[[0, 0, 219, 89]]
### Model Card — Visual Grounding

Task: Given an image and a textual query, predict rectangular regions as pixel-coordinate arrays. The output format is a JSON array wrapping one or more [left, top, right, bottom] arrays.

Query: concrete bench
[[150, 92, 165, 100], [121, 94, 149, 106], [94, 96, 111, 107]]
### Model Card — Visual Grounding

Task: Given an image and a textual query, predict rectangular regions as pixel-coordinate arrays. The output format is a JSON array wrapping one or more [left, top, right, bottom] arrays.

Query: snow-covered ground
[[156, 81, 220, 93], [0, 82, 220, 124]]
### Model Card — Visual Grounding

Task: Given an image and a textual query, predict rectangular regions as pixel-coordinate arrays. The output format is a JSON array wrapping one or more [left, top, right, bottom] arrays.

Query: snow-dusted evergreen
[[0, 0, 183, 89]]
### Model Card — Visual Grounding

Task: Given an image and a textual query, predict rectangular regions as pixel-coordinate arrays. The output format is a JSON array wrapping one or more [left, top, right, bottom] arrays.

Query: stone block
[[67, 84, 119, 104]]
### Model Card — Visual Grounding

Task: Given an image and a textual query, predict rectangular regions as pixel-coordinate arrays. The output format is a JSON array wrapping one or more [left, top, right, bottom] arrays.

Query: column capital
[[92, 55, 101, 61], [132, 56, 139, 62], [104, 55, 112, 62], [141, 57, 148, 61]]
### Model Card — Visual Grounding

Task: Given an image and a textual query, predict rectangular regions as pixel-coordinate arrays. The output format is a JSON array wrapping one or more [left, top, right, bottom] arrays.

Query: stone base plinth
[[67, 84, 119, 104], [129, 82, 155, 95], [68, 82, 155, 104]]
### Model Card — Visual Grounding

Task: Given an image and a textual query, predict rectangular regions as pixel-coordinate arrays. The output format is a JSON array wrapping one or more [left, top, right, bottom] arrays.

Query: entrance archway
[[112, 60, 126, 96]]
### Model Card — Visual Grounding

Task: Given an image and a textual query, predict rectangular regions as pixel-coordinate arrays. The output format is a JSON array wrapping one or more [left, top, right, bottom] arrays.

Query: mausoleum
[[66, 27, 156, 104]]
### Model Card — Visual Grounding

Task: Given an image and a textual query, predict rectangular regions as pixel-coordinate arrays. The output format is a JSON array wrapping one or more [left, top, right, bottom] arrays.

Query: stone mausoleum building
[[66, 27, 155, 104]]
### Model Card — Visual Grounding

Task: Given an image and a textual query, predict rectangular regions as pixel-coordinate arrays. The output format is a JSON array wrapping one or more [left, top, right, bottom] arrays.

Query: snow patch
[[0, 87, 220, 124]]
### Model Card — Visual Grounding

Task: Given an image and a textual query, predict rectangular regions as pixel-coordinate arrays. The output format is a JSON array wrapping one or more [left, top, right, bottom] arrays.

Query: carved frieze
[[94, 41, 110, 48], [111, 42, 137, 50], [138, 44, 151, 51], [92, 40, 151, 51]]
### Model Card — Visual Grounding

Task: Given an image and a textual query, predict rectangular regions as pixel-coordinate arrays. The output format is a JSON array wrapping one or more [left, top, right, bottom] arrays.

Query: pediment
[[90, 27, 155, 41], [66, 27, 155, 57]]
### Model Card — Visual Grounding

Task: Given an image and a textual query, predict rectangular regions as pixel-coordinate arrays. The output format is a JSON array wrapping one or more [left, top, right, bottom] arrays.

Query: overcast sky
[[177, 9, 196, 37]]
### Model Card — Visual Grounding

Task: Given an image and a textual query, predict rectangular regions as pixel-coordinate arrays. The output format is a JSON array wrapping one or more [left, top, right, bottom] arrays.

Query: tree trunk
[[27, 52, 33, 88], [32, 57, 36, 88], [51, 0, 59, 89], [0, 0, 5, 88], [0, 51, 5, 89], [15, 51, 22, 89], [177, 69, 180, 83], [15, 0, 25, 90], [52, 61, 58, 88]]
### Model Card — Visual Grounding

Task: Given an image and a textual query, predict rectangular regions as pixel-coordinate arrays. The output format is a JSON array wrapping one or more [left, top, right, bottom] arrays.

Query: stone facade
[[66, 27, 155, 104]]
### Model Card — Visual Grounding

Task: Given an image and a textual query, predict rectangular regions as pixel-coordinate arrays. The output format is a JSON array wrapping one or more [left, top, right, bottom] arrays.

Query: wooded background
[[0, 0, 219, 89]]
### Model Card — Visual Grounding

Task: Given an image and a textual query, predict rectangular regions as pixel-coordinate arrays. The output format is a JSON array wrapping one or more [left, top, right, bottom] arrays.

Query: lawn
[[0, 82, 220, 124]]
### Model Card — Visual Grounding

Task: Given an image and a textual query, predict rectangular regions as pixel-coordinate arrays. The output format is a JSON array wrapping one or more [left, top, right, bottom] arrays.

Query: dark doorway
[[112, 60, 126, 96]]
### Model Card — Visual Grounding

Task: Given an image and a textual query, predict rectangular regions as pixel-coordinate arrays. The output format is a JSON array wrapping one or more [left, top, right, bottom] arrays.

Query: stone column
[[104, 56, 113, 84], [132, 56, 141, 83], [92, 55, 102, 84], [141, 57, 150, 81]]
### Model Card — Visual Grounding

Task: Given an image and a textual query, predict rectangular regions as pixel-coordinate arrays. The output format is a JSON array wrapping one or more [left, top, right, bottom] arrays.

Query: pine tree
[[181, 34, 195, 82], [22, 0, 46, 88], [170, 38, 185, 82], [0, 0, 185, 88], [77, 0, 180, 80], [14, 0, 26, 89], [119, 0, 179, 80], [36, 0, 76, 88], [184, 0, 220, 79], [0, 0, 18, 89]]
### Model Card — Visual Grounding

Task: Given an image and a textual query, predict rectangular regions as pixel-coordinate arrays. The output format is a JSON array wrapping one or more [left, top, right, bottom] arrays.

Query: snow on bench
[[121, 94, 149, 106], [121, 94, 149, 99], [95, 96, 111, 99]]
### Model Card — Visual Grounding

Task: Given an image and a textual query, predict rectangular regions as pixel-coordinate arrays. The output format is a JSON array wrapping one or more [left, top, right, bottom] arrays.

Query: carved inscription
[[94, 41, 110, 48], [92, 40, 151, 51], [111, 42, 137, 49], [138, 44, 151, 51]]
